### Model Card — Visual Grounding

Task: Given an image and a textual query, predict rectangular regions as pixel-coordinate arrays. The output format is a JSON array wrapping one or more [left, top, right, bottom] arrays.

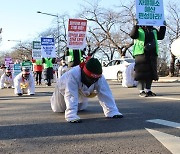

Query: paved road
[[0, 81, 179, 154]]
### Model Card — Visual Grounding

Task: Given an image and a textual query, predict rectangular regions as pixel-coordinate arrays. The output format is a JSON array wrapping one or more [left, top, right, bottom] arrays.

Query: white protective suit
[[58, 65, 68, 78], [14, 72, 35, 95], [0, 68, 5, 78], [122, 63, 138, 88], [50, 65, 122, 122], [0, 73, 14, 89]]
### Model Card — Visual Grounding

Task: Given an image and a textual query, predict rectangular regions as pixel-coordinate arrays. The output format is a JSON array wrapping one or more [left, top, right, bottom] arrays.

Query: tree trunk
[[169, 53, 176, 77]]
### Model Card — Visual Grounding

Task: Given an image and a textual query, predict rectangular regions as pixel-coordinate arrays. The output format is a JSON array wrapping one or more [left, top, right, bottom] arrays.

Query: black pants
[[137, 79, 152, 91], [44, 67, 53, 86], [35, 71, 42, 84]]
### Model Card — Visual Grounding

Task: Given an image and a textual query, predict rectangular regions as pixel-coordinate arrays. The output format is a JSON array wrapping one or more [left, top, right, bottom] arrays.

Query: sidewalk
[[157, 76, 180, 83]]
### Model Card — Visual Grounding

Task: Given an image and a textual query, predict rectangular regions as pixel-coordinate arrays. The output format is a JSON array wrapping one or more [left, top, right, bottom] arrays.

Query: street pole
[[8, 39, 21, 43], [7, 39, 22, 49], [37, 11, 60, 57], [57, 17, 60, 57], [8, 40, 27, 59]]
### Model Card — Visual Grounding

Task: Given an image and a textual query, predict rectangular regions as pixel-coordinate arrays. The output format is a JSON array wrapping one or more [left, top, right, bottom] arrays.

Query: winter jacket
[[130, 25, 166, 81], [32, 59, 43, 72], [132, 28, 158, 56]]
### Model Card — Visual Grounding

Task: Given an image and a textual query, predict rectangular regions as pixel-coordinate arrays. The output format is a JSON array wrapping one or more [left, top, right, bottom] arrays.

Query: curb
[[155, 77, 180, 83]]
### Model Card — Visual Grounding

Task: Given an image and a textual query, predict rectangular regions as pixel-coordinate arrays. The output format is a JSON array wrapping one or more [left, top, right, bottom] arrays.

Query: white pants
[[50, 85, 88, 113]]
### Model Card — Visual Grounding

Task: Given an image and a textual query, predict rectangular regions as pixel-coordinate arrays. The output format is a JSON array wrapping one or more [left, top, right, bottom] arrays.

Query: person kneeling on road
[[14, 68, 35, 96], [50, 58, 123, 123], [0, 67, 14, 89]]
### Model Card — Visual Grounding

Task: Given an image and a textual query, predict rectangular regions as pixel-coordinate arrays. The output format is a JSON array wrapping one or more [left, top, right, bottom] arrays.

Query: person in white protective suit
[[0, 64, 6, 78], [50, 58, 123, 123], [14, 68, 35, 96], [58, 59, 68, 78], [122, 63, 138, 88], [0, 67, 14, 89]]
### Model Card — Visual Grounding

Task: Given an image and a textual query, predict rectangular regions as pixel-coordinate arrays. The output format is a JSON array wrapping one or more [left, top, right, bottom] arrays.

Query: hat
[[83, 58, 102, 78], [22, 67, 30, 74], [5, 67, 11, 72], [0, 64, 6, 69]]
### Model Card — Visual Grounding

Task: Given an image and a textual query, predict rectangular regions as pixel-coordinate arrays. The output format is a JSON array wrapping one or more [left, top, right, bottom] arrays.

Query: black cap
[[85, 58, 102, 75]]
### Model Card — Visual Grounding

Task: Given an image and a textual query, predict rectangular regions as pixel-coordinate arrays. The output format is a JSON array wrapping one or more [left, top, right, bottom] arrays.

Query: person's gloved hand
[[112, 115, 124, 118], [163, 20, 167, 26], [69, 119, 82, 123], [134, 19, 139, 25]]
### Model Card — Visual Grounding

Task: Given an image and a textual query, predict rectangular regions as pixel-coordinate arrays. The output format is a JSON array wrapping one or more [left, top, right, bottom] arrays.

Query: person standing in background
[[65, 47, 85, 67], [176, 60, 180, 77], [58, 59, 68, 78], [42, 57, 56, 86], [32, 58, 43, 85], [130, 20, 166, 97]]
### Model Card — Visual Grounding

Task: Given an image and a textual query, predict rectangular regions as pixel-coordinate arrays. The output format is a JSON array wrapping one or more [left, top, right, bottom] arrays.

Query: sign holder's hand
[[163, 20, 167, 26]]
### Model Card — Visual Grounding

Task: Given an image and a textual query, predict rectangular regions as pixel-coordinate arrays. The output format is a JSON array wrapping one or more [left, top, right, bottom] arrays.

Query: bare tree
[[10, 41, 32, 61], [0, 28, 2, 44], [78, 0, 135, 61], [37, 14, 69, 58]]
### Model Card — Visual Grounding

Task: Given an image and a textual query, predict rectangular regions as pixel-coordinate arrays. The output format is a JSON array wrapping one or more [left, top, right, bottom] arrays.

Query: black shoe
[[30, 94, 34, 96], [17, 93, 23, 96], [139, 91, 147, 97], [147, 91, 156, 96]]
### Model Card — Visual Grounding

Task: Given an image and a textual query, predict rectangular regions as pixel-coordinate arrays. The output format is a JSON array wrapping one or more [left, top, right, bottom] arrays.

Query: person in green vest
[[130, 20, 166, 97], [65, 47, 85, 67], [32, 58, 43, 85], [42, 57, 56, 86]]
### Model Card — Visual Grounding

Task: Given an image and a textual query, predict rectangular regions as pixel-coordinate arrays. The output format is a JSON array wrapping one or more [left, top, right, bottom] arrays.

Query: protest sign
[[21, 61, 32, 71], [13, 63, 21, 77], [136, 0, 164, 26], [32, 41, 41, 59], [41, 38, 56, 58], [5, 57, 12, 68], [67, 18, 87, 50]]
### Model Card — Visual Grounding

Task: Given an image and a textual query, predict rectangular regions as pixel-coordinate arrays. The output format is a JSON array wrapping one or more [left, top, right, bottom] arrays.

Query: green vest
[[35, 59, 42, 65], [68, 49, 83, 62], [44, 58, 53, 68], [133, 28, 158, 56]]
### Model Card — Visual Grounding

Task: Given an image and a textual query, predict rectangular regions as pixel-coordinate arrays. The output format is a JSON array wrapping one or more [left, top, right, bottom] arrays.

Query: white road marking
[[151, 96, 180, 101], [145, 128, 180, 154], [147, 119, 180, 129]]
